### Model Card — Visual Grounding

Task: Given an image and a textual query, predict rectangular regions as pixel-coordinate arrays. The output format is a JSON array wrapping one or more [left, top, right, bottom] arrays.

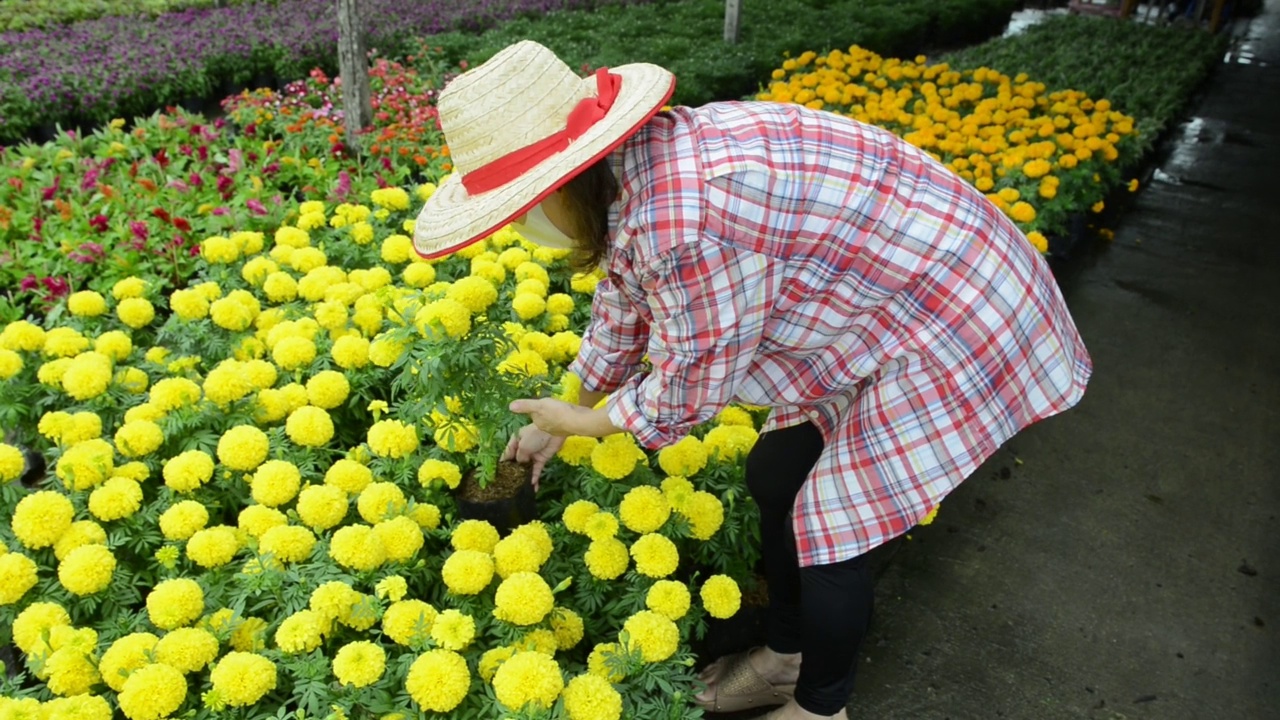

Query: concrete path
[[845, 6, 1280, 720]]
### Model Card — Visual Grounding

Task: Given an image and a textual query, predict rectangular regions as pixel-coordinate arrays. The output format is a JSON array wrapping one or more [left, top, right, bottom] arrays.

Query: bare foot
[[762, 700, 849, 719], [694, 647, 802, 706]]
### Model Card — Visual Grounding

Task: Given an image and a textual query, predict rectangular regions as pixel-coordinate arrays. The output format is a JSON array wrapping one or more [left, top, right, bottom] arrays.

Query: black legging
[[745, 421, 875, 716]]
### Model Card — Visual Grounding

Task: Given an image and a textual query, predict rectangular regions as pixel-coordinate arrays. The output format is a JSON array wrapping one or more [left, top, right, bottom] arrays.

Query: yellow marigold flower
[[262, 271, 298, 302], [701, 574, 742, 619], [348, 221, 375, 245], [703, 424, 759, 462], [272, 336, 317, 371], [88, 477, 143, 521], [13, 490, 75, 549], [259, 525, 317, 563], [563, 673, 623, 720], [60, 351, 113, 400], [45, 646, 103, 697], [0, 443, 24, 481], [251, 460, 302, 507], [118, 663, 186, 720], [55, 437, 115, 490], [1092, 200, 1106, 213], [619, 485, 672, 533], [333, 641, 386, 688], [1027, 231, 1050, 254], [551, 607, 585, 650], [383, 599, 436, 647], [147, 578, 205, 629], [330, 334, 370, 370], [512, 292, 546, 321], [647, 579, 692, 620], [1009, 200, 1037, 224], [358, 481, 407, 523], [202, 235, 241, 263], [410, 502, 442, 530], [151, 377, 202, 411], [39, 358, 73, 386], [630, 533, 679, 578], [683, 490, 725, 540], [210, 652, 277, 706], [0, 348, 22, 381], [479, 646, 516, 682], [117, 297, 155, 328], [367, 419, 419, 458], [417, 458, 462, 489], [657, 435, 707, 477], [715, 405, 755, 427], [275, 609, 327, 653], [451, 519, 500, 553], [562, 500, 599, 534], [442, 549, 495, 595], [229, 617, 268, 652], [498, 348, 549, 377], [161, 449, 214, 493], [302, 370, 348, 410], [159, 500, 209, 541], [403, 261, 437, 288], [12, 602, 71, 653], [584, 538, 629, 580], [330, 524, 386, 570], [325, 458, 373, 494], [416, 298, 472, 340], [43, 327, 90, 357], [407, 650, 470, 712], [429, 608, 476, 651], [492, 650, 564, 711], [1, 319, 45, 351], [375, 574, 408, 602], [919, 505, 940, 525], [238, 504, 287, 539], [217, 425, 269, 471], [309, 580, 361, 625], [621, 610, 679, 662], [0, 552, 38, 604], [58, 543, 115, 595], [371, 186, 410, 211], [590, 434, 646, 480], [114, 366, 150, 394], [98, 632, 160, 691], [296, 484, 348, 530], [493, 533, 545, 579], [155, 627, 219, 673], [67, 290, 108, 317], [275, 225, 310, 248], [374, 515, 424, 562], [586, 509, 619, 538], [113, 420, 162, 458], [587, 642, 626, 682], [446, 275, 499, 313], [94, 329, 132, 360], [285, 405, 334, 447], [187, 526, 240, 568], [110, 276, 146, 299], [493, 572, 554, 626], [115, 460, 149, 482]]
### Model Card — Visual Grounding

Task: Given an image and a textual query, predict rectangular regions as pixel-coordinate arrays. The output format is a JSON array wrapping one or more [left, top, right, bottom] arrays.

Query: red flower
[[19, 275, 38, 292], [152, 208, 172, 222], [154, 148, 170, 168], [89, 214, 109, 232], [41, 277, 69, 297]]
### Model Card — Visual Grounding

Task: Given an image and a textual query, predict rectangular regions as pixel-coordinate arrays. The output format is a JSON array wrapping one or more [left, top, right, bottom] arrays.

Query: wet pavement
[[844, 4, 1280, 720]]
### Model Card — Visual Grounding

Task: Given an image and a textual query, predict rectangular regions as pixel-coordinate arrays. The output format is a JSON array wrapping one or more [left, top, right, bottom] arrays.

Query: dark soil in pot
[[454, 460, 536, 535]]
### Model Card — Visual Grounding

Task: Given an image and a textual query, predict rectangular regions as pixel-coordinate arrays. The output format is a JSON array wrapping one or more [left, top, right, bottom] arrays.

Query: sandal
[[695, 648, 796, 713]]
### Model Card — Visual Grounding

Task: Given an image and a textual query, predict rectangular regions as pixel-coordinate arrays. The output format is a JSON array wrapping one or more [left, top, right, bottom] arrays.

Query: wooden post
[[724, 0, 740, 44], [337, 0, 373, 155]]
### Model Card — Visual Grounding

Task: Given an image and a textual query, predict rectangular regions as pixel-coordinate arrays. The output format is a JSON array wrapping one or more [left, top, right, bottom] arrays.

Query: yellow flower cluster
[[758, 46, 1139, 249]]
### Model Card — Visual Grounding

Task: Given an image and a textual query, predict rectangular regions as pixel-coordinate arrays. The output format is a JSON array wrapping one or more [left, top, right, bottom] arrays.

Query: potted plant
[[398, 290, 556, 533]]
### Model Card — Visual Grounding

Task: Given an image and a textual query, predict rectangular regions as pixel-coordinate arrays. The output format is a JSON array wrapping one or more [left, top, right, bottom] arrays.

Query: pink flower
[[228, 149, 243, 173], [188, 172, 204, 187], [130, 221, 149, 242], [19, 275, 38, 291], [212, 207, 230, 216], [246, 199, 267, 216], [42, 277, 69, 297], [89, 214, 109, 232], [41, 177, 61, 201]]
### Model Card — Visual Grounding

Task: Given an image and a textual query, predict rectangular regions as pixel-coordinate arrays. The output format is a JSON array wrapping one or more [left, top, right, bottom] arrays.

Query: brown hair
[[558, 156, 619, 271]]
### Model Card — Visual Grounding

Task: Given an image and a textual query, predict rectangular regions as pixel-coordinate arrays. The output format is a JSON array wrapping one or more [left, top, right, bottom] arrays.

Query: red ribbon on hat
[[461, 68, 621, 195]]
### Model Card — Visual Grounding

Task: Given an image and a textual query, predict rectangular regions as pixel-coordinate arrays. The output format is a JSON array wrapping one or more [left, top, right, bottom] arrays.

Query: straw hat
[[411, 40, 677, 259]]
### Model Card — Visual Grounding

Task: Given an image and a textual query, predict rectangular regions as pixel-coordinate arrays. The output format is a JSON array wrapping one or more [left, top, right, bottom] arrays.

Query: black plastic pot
[[20, 446, 45, 488], [454, 480, 536, 536]]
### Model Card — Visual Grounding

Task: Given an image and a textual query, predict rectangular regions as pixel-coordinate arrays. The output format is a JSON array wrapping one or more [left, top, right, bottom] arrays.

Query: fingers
[[501, 433, 519, 462], [509, 398, 540, 415]]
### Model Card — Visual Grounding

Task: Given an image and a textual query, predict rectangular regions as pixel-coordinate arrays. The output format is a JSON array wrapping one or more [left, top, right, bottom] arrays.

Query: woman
[[413, 41, 1091, 720]]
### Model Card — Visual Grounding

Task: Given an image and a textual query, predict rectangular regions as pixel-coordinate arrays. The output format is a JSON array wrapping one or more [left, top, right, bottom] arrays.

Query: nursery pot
[[19, 445, 46, 488], [453, 461, 536, 535]]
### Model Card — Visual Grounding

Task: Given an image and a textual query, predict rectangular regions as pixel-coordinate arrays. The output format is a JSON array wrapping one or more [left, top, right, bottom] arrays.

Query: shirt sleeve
[[606, 240, 775, 448], [568, 275, 651, 394]]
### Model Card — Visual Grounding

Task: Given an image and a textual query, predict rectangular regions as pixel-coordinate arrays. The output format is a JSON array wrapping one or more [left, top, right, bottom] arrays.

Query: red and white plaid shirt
[[569, 102, 1092, 566]]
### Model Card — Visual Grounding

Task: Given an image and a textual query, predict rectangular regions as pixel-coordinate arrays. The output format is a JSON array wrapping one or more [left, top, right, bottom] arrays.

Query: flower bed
[[0, 0, 651, 144], [0, 1, 257, 33], [0, 183, 767, 718], [754, 44, 1146, 252]]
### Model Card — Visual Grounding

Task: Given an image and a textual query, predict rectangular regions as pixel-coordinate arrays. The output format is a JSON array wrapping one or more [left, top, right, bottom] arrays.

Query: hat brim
[[411, 63, 677, 260]]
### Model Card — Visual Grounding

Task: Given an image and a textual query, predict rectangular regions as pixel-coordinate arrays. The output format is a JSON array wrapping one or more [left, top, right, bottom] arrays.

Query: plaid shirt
[[569, 102, 1092, 566]]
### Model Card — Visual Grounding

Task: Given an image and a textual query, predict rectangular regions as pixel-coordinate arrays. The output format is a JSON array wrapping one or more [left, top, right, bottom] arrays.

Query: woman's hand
[[509, 398, 581, 436], [501, 423, 565, 490]]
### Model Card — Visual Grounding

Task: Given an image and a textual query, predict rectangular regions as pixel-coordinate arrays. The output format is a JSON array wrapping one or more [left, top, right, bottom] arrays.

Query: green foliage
[[943, 15, 1229, 138], [0, 0, 268, 32], [428, 0, 1021, 107]]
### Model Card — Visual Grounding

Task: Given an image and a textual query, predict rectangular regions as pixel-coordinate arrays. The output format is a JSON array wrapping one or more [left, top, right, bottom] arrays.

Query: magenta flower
[[130, 221, 149, 242], [19, 275, 38, 292], [89, 214, 109, 232], [246, 198, 267, 215]]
